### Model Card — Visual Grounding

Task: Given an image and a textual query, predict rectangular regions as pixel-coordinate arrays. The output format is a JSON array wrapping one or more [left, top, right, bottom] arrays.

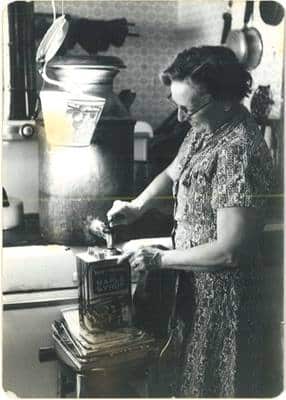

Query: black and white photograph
[[1, 0, 285, 398]]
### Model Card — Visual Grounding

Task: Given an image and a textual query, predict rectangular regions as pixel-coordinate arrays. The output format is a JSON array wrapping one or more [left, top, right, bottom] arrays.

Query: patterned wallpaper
[[34, 0, 226, 129], [35, 0, 284, 129]]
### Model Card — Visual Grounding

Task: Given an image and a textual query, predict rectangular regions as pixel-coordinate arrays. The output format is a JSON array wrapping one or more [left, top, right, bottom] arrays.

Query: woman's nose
[[177, 107, 187, 122]]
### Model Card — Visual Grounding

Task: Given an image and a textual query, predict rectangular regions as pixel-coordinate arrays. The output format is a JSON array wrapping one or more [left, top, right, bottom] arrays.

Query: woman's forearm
[[160, 208, 259, 272], [161, 240, 238, 272], [131, 169, 173, 216]]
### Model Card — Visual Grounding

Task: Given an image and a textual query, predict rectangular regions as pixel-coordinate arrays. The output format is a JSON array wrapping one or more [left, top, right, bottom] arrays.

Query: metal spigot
[[103, 223, 121, 255], [88, 218, 120, 256], [103, 223, 114, 249]]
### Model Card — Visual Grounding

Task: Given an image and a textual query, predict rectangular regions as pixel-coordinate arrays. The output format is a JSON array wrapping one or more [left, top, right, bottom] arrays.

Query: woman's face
[[170, 78, 211, 125]]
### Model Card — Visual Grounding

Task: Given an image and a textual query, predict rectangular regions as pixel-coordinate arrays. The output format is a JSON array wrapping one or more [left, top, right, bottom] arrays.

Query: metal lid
[[49, 55, 126, 70], [36, 15, 69, 63]]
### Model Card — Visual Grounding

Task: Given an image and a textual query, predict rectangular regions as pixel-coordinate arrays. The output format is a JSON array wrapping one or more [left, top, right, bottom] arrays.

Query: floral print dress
[[166, 105, 274, 397]]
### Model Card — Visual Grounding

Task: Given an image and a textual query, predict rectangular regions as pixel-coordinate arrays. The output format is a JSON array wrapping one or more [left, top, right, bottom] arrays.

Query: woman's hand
[[107, 200, 141, 227], [118, 246, 164, 273]]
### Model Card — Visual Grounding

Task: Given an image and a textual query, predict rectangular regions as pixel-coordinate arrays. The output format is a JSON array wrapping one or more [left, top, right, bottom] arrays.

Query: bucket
[[40, 91, 105, 146]]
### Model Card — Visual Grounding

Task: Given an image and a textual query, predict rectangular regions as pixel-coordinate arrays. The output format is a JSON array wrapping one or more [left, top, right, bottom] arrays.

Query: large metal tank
[[39, 56, 134, 245]]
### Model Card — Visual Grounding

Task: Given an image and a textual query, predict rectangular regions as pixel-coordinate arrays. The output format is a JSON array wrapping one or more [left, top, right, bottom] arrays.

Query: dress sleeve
[[211, 141, 272, 210], [166, 157, 178, 181]]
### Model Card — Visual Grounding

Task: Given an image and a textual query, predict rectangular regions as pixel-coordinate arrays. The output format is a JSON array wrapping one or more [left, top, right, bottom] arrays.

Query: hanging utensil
[[259, 1, 284, 26], [226, 1, 263, 70], [36, 15, 69, 66], [221, 1, 233, 45], [36, 14, 70, 90], [35, 0, 77, 90]]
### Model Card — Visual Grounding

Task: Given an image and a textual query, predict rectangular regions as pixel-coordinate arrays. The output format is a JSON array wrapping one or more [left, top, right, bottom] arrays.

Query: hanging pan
[[259, 1, 284, 26], [226, 1, 263, 70]]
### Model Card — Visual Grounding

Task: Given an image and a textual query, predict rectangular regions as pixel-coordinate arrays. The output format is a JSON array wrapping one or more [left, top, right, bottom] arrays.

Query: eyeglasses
[[166, 94, 193, 116], [166, 93, 212, 119]]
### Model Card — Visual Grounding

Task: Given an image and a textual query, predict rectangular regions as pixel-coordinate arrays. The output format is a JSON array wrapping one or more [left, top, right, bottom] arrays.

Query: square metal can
[[76, 251, 132, 332]]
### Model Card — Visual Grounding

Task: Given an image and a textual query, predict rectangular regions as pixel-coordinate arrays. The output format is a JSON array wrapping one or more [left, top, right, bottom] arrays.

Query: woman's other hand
[[107, 200, 141, 227], [118, 246, 163, 273]]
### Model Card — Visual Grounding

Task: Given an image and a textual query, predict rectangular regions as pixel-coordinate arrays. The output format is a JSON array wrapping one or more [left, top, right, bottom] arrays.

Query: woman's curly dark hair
[[161, 46, 252, 102]]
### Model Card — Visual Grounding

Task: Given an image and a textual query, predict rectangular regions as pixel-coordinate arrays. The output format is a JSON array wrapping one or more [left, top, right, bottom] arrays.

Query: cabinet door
[[3, 290, 77, 398]]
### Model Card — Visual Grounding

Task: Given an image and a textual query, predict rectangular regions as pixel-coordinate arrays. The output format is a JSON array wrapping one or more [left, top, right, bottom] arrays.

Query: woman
[[107, 46, 273, 397]]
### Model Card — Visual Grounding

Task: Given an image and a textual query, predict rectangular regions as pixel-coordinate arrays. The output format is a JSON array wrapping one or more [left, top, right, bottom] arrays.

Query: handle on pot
[[244, 0, 254, 26], [41, 58, 80, 93]]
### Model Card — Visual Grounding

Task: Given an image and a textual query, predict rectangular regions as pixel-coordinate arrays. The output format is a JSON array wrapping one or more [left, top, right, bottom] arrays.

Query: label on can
[[76, 253, 132, 332]]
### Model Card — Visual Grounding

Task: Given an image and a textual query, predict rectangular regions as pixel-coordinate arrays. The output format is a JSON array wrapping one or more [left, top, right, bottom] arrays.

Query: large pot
[[226, 1, 263, 70], [39, 55, 135, 245]]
